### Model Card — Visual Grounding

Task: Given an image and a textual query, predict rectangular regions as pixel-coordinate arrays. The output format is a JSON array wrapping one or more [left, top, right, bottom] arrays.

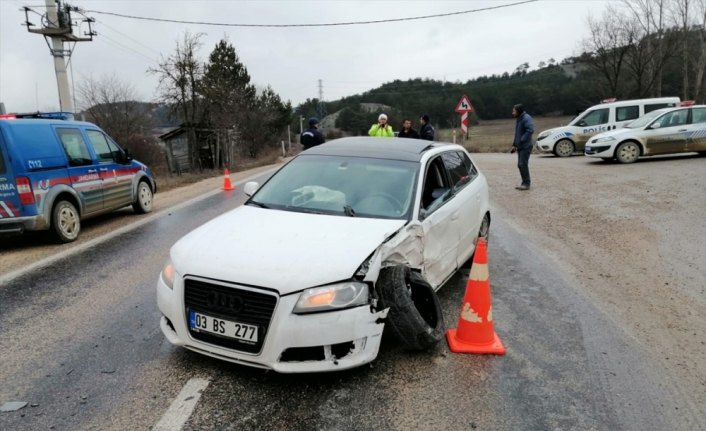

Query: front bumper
[[535, 138, 555, 153], [157, 275, 388, 373], [585, 144, 613, 157]]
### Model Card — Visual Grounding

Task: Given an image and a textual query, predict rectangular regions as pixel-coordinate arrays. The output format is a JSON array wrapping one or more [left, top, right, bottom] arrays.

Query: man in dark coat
[[419, 114, 435, 141], [300, 117, 325, 150], [397, 119, 420, 139], [510, 104, 535, 190]]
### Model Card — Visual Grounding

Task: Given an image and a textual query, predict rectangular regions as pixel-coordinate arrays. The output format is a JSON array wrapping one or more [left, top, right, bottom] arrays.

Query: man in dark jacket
[[510, 104, 535, 190], [419, 114, 435, 141], [300, 117, 325, 150], [397, 119, 420, 139]]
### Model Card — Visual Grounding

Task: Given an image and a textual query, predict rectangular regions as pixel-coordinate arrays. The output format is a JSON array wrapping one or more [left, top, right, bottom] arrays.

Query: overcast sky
[[0, 0, 612, 113]]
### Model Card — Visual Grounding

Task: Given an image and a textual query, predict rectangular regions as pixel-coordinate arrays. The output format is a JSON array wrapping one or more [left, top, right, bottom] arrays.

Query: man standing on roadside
[[301, 117, 325, 150], [397, 119, 419, 139], [510, 104, 534, 190], [419, 114, 435, 141]]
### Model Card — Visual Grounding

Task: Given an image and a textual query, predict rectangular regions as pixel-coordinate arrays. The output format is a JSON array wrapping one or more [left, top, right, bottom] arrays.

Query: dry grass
[[437, 115, 574, 153], [154, 147, 286, 193]]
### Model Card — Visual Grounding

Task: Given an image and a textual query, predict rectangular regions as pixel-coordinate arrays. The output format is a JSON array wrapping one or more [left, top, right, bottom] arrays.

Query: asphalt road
[[0, 170, 701, 431]]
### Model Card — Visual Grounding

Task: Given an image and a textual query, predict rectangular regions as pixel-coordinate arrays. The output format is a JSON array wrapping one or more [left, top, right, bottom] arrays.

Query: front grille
[[184, 278, 278, 354]]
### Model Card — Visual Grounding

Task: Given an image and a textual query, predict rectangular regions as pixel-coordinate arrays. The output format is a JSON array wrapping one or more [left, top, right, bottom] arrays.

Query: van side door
[[56, 127, 103, 214], [615, 105, 640, 129], [574, 108, 610, 151], [685, 107, 706, 153], [85, 129, 134, 210]]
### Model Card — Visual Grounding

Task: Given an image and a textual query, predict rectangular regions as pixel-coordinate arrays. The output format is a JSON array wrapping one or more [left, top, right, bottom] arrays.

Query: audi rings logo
[[207, 291, 244, 313]]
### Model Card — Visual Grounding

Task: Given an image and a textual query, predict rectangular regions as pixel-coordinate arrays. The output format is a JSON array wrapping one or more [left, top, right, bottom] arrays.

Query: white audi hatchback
[[157, 137, 490, 373]]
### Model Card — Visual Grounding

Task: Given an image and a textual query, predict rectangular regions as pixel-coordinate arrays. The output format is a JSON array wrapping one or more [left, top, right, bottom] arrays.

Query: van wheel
[[133, 181, 153, 214], [52, 200, 80, 243], [377, 266, 444, 351], [554, 139, 574, 157], [615, 142, 640, 164]]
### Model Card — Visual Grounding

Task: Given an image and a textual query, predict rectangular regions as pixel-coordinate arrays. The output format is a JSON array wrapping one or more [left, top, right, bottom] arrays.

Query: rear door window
[[616, 106, 639, 121], [691, 108, 706, 124], [441, 151, 470, 193], [57, 128, 92, 166]]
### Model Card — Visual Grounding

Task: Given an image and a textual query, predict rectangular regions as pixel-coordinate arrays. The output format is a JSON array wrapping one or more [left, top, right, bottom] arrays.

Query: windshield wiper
[[343, 205, 356, 217], [247, 200, 271, 209]]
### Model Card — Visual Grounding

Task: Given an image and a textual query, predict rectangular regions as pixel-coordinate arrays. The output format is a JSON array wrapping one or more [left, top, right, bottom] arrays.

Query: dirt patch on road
[[474, 152, 706, 414]]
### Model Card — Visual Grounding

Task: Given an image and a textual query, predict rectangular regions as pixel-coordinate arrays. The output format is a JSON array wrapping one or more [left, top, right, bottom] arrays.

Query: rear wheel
[[615, 142, 640, 164], [554, 139, 575, 157], [52, 200, 80, 243], [133, 181, 153, 214]]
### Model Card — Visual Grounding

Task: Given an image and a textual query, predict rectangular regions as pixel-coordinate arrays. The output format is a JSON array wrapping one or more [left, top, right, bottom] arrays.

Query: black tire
[[461, 213, 491, 269], [553, 139, 575, 157], [615, 141, 640, 164], [133, 180, 153, 214], [377, 266, 444, 351], [52, 199, 80, 243]]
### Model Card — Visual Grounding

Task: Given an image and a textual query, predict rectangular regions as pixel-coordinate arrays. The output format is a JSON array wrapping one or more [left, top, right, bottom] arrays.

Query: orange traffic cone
[[446, 237, 506, 355], [221, 168, 234, 191]]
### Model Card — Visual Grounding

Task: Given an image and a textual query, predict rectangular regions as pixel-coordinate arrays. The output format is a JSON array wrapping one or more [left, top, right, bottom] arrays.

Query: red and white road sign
[[455, 95, 474, 113], [461, 112, 469, 134]]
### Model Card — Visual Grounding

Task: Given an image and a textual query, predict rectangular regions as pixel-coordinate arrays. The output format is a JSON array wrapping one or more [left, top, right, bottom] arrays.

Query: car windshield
[[625, 109, 667, 129], [249, 154, 418, 219]]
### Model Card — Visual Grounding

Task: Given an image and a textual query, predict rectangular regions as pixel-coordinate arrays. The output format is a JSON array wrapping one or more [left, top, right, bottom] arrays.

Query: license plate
[[188, 310, 258, 343]]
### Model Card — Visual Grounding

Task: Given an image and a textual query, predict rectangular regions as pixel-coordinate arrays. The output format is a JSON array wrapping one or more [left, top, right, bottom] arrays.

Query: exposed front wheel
[[554, 139, 575, 157], [377, 266, 445, 351], [615, 142, 640, 164], [52, 200, 80, 243], [133, 181, 153, 214]]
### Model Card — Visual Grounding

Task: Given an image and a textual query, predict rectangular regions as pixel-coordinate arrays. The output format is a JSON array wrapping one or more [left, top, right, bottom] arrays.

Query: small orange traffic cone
[[221, 168, 234, 191], [446, 237, 506, 355]]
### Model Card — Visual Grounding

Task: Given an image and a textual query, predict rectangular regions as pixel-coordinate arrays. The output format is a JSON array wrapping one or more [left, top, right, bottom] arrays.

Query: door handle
[[99, 168, 109, 171], [678, 129, 687, 132], [87, 169, 97, 173]]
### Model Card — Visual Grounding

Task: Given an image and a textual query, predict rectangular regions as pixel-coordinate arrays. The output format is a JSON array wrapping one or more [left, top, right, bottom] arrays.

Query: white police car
[[585, 104, 706, 163]]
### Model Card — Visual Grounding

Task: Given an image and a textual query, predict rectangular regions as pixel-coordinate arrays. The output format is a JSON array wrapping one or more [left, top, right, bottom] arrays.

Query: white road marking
[[0, 168, 277, 286], [153, 377, 210, 431]]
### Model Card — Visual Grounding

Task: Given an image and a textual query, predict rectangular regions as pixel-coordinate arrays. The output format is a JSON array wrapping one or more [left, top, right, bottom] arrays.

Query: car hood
[[170, 205, 407, 294]]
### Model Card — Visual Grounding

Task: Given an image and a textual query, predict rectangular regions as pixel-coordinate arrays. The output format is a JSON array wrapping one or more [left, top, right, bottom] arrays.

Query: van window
[[57, 128, 92, 166], [692, 108, 706, 124], [616, 106, 639, 122], [86, 130, 120, 162], [645, 103, 675, 113], [577, 108, 609, 126]]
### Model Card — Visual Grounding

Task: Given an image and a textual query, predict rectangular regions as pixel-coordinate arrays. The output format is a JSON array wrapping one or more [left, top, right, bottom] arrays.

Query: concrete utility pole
[[24, 0, 95, 112]]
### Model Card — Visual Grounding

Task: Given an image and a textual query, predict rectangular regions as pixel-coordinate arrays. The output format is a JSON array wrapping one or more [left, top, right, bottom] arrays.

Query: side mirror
[[243, 181, 259, 197], [121, 148, 133, 163], [649, 122, 662, 130], [577, 120, 587, 127]]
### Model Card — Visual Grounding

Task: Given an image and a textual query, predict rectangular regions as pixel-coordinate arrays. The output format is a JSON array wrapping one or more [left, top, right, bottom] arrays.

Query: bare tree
[[149, 31, 205, 168], [582, 6, 636, 97], [693, 0, 706, 101], [621, 0, 674, 96], [76, 73, 152, 145]]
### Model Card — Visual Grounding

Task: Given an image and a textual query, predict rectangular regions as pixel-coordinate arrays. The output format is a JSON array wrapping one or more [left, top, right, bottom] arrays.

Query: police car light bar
[[0, 112, 74, 120], [678, 100, 695, 106]]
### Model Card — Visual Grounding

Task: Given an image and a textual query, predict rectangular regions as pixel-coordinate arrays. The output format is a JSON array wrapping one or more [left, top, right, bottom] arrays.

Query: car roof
[[0, 118, 99, 128], [303, 137, 443, 162]]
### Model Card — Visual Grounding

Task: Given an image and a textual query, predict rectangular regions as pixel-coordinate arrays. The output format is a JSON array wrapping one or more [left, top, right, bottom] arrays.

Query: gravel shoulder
[[474, 152, 706, 416]]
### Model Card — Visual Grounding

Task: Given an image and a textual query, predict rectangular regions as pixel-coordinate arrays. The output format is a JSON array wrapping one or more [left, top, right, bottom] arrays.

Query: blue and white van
[[0, 112, 157, 242]]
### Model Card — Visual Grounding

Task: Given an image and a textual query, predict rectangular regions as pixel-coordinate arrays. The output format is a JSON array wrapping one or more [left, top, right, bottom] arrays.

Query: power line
[[86, 1, 538, 28]]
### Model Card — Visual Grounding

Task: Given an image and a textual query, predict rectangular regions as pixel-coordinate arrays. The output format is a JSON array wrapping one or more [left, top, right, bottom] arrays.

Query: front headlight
[[160, 258, 175, 290], [293, 281, 369, 314], [592, 136, 616, 143], [538, 130, 552, 139]]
